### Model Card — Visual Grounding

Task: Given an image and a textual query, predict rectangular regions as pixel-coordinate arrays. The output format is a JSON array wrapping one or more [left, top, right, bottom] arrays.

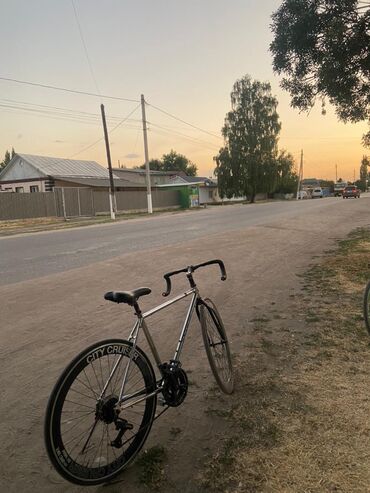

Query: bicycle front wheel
[[44, 339, 157, 486], [363, 281, 370, 335], [199, 298, 234, 394]]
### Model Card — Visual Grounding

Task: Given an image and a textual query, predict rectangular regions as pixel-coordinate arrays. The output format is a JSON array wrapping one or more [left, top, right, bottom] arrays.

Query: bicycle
[[363, 279, 370, 335], [44, 259, 234, 486]]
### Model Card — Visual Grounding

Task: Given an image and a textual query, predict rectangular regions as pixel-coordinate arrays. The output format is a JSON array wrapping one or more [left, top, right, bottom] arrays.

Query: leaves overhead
[[270, 0, 370, 144]]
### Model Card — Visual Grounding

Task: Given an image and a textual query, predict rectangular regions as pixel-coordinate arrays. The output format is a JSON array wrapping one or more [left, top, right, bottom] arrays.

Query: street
[[0, 196, 369, 493], [0, 197, 366, 285]]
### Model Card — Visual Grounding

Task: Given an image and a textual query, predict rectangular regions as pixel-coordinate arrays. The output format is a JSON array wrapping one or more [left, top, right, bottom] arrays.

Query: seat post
[[133, 301, 142, 317]]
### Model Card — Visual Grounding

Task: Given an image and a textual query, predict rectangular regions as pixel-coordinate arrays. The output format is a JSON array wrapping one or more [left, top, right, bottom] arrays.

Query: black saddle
[[104, 287, 151, 306]]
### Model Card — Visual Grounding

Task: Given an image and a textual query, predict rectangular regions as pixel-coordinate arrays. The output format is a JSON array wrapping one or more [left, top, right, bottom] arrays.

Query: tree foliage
[[359, 154, 370, 190], [0, 147, 15, 170], [139, 150, 197, 176], [270, 0, 370, 145], [274, 150, 299, 194], [214, 75, 283, 202]]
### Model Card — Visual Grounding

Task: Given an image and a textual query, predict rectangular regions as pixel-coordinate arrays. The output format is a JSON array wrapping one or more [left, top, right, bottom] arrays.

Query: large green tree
[[270, 0, 370, 145], [139, 150, 197, 176], [215, 75, 282, 202], [0, 147, 15, 170]]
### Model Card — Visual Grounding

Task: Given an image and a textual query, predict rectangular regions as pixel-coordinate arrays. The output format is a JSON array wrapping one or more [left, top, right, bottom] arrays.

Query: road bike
[[363, 279, 370, 335], [44, 259, 234, 486]]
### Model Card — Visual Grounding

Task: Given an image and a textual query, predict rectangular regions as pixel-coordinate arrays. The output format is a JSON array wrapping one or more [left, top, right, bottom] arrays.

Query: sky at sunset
[[0, 0, 368, 182]]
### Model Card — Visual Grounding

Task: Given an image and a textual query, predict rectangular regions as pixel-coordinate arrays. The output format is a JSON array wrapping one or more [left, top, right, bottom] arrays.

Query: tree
[[270, 1, 370, 145], [359, 155, 370, 190], [139, 151, 198, 176], [274, 150, 298, 194], [0, 148, 15, 170], [161, 150, 197, 176], [215, 75, 281, 202], [148, 159, 163, 171]]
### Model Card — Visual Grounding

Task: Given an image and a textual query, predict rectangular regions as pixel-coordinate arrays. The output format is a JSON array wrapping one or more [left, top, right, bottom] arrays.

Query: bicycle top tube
[[162, 259, 227, 297], [142, 288, 196, 319]]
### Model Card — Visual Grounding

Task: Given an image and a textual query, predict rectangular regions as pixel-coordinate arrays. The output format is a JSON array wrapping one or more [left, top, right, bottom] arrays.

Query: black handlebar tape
[[162, 276, 172, 297]]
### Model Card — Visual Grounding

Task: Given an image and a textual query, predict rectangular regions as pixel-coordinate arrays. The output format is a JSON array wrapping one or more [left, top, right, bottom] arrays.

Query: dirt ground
[[0, 203, 369, 493]]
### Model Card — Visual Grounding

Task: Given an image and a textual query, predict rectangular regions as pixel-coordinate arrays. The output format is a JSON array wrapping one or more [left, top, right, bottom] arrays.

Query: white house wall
[[0, 179, 46, 192]]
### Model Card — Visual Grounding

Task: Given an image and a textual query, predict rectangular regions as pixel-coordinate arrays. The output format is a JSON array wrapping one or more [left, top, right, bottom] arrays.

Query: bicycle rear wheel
[[363, 281, 370, 335], [44, 339, 157, 486], [199, 298, 234, 394]]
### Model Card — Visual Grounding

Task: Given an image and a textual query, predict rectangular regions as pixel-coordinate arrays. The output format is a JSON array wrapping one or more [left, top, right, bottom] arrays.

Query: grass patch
[[200, 227, 370, 492], [136, 446, 167, 490]]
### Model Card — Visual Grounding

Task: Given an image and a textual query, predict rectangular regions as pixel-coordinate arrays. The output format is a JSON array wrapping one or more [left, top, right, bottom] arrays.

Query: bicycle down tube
[[116, 287, 198, 405]]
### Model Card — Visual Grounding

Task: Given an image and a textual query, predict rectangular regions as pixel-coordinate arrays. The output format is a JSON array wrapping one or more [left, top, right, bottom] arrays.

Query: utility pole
[[335, 163, 337, 182], [353, 168, 356, 183], [296, 149, 303, 200], [141, 94, 153, 214], [100, 103, 116, 220]]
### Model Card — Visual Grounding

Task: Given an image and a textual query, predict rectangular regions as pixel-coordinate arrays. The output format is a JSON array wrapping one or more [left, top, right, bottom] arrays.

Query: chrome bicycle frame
[[99, 287, 200, 409]]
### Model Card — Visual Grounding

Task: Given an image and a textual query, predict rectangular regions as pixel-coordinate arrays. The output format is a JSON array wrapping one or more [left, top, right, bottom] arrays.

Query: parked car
[[342, 186, 361, 198], [297, 190, 308, 199], [312, 187, 323, 198]]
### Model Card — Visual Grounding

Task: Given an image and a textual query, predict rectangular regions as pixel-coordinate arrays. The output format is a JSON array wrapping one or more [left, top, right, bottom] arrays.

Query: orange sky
[[0, 0, 368, 183]]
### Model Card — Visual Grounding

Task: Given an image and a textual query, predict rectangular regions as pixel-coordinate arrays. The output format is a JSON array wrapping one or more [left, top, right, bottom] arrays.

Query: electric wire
[[71, 0, 101, 98], [69, 103, 141, 158], [0, 76, 139, 103], [0, 98, 142, 124], [148, 122, 220, 151], [146, 101, 223, 140]]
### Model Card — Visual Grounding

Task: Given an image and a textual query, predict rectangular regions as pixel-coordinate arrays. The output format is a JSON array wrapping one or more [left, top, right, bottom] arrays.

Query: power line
[[148, 121, 220, 150], [0, 76, 139, 103], [0, 102, 143, 131], [71, 0, 101, 98], [0, 97, 142, 123], [146, 101, 223, 140], [69, 103, 141, 158]]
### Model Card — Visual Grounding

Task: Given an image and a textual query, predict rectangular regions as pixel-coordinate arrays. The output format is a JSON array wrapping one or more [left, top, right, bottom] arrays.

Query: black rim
[[201, 301, 233, 393], [45, 340, 156, 485], [364, 283, 370, 335]]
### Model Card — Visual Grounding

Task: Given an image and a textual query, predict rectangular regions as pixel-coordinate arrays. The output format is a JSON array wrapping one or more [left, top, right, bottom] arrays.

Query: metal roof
[[181, 176, 217, 185], [17, 153, 110, 178], [113, 167, 185, 176], [56, 176, 144, 188]]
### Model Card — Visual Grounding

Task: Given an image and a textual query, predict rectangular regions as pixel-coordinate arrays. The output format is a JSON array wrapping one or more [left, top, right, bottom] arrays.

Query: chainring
[[161, 365, 188, 407]]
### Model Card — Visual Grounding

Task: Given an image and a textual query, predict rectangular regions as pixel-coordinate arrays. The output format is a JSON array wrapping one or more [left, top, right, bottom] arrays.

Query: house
[[0, 153, 145, 192], [112, 167, 186, 186]]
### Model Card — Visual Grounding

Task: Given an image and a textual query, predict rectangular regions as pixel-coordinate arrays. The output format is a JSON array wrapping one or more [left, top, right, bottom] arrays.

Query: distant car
[[342, 186, 360, 198], [297, 190, 308, 199], [312, 187, 323, 198]]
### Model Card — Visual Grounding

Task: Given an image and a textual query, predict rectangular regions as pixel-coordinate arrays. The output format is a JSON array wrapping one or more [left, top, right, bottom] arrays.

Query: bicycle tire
[[44, 338, 157, 486], [363, 281, 370, 335], [199, 298, 234, 394]]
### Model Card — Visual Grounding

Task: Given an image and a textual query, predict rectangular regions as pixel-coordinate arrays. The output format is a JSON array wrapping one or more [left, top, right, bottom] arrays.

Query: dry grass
[[200, 228, 370, 493], [0, 208, 187, 236]]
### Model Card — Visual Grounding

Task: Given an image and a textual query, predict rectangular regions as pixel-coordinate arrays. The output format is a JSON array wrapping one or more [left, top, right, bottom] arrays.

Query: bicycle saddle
[[104, 287, 151, 306]]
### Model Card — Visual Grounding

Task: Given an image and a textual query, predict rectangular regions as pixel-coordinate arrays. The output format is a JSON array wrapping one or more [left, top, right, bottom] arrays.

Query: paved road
[[1, 195, 370, 493], [1, 197, 366, 285]]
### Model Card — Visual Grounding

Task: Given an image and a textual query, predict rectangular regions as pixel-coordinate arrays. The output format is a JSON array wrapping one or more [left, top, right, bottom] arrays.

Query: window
[[30, 185, 39, 193], [15, 187, 24, 193]]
